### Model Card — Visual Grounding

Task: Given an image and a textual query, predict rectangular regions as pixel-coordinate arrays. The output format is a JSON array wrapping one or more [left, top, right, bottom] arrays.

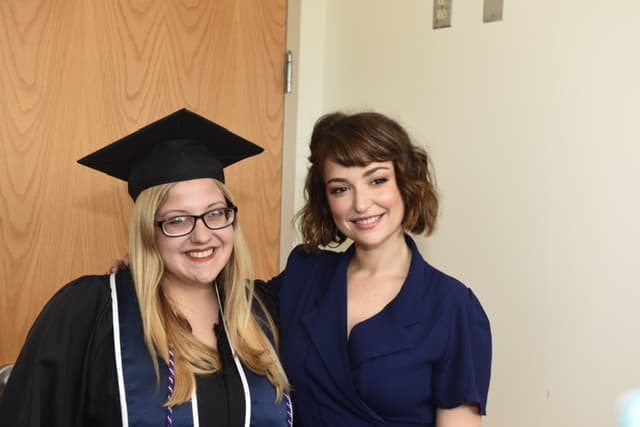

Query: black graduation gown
[[0, 273, 283, 427]]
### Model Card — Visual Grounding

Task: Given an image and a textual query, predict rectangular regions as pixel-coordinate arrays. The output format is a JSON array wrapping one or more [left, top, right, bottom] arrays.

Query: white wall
[[280, 0, 329, 261], [284, 1, 640, 426]]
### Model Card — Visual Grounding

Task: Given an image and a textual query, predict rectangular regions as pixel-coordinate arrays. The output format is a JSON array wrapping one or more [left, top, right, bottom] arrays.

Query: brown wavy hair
[[297, 111, 438, 252]]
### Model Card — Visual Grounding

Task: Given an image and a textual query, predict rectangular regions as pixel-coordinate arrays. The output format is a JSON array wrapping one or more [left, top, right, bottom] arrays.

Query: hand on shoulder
[[108, 254, 129, 273]]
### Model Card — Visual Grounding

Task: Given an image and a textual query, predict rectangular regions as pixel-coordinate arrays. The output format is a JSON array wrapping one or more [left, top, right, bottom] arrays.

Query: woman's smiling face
[[155, 178, 234, 289], [324, 159, 405, 250]]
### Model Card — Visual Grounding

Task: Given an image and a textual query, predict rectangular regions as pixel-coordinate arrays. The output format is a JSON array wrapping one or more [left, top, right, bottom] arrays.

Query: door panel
[[0, 0, 286, 364]]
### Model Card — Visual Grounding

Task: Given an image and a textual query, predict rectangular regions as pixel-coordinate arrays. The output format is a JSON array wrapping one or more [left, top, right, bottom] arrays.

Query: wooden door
[[0, 0, 287, 364]]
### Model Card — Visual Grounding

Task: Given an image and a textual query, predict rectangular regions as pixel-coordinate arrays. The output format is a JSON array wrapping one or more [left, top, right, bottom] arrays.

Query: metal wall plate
[[483, 0, 504, 23], [433, 0, 452, 29]]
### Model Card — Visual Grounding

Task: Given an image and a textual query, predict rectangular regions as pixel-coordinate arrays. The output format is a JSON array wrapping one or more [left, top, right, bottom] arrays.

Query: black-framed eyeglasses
[[156, 206, 238, 237]]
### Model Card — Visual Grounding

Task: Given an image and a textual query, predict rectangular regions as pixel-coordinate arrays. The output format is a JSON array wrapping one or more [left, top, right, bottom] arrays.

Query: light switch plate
[[483, 0, 504, 22], [433, 0, 452, 29]]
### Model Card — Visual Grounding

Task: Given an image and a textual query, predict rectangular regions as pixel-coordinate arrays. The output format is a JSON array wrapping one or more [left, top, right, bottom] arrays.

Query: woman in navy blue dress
[[271, 111, 492, 426]]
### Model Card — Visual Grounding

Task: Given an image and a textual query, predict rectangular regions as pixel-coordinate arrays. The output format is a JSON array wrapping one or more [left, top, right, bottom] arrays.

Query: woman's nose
[[190, 217, 212, 243], [353, 189, 371, 213]]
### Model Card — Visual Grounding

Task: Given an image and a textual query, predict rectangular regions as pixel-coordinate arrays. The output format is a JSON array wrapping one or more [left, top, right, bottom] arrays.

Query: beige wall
[[283, 1, 640, 426]]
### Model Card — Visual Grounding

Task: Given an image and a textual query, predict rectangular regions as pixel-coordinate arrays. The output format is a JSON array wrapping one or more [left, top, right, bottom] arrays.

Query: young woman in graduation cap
[[0, 109, 292, 427]]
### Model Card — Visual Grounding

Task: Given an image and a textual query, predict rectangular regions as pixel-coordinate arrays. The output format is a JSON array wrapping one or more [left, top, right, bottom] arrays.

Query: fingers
[[107, 254, 129, 274]]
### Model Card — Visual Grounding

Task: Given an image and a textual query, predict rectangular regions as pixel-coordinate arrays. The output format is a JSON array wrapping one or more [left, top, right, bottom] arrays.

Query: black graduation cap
[[77, 108, 263, 200]]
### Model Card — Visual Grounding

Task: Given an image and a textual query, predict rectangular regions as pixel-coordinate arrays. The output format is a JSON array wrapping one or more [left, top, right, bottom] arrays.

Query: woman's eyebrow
[[325, 166, 390, 185], [159, 201, 227, 216], [326, 177, 348, 185], [363, 166, 390, 177]]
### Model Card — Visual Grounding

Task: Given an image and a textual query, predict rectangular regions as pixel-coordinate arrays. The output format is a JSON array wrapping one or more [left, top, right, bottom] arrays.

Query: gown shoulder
[[0, 274, 120, 426]]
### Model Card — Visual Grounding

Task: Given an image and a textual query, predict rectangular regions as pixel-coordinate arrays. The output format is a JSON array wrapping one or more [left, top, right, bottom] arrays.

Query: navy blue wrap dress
[[271, 235, 491, 426]]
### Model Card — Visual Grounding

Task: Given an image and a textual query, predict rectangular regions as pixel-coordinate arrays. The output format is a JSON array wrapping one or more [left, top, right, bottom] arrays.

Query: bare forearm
[[436, 404, 482, 427]]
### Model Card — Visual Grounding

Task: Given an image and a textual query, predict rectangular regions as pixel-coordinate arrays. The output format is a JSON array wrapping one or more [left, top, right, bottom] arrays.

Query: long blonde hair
[[128, 180, 288, 406]]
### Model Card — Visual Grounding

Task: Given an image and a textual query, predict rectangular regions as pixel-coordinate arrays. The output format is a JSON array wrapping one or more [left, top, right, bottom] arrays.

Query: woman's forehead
[[160, 178, 225, 210]]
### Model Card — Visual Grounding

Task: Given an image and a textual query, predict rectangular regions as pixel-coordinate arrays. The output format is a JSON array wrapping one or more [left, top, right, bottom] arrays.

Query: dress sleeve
[[0, 275, 112, 427], [254, 279, 280, 326], [262, 244, 309, 298], [432, 288, 492, 415]]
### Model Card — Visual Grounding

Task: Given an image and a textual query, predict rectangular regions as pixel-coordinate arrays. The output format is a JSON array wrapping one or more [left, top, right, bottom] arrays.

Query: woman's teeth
[[355, 215, 381, 225], [188, 248, 213, 258]]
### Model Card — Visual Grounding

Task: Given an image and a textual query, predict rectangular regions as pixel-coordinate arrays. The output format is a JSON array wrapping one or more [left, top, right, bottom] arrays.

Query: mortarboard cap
[[77, 108, 263, 200]]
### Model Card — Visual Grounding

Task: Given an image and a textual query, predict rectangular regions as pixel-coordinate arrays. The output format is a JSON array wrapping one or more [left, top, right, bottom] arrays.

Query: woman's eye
[[329, 186, 348, 195], [372, 177, 389, 185], [206, 209, 224, 218], [166, 216, 188, 225]]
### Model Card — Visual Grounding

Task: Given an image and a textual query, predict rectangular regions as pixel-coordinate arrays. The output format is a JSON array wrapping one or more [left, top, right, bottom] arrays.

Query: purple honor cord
[[166, 348, 175, 427], [284, 391, 293, 426]]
